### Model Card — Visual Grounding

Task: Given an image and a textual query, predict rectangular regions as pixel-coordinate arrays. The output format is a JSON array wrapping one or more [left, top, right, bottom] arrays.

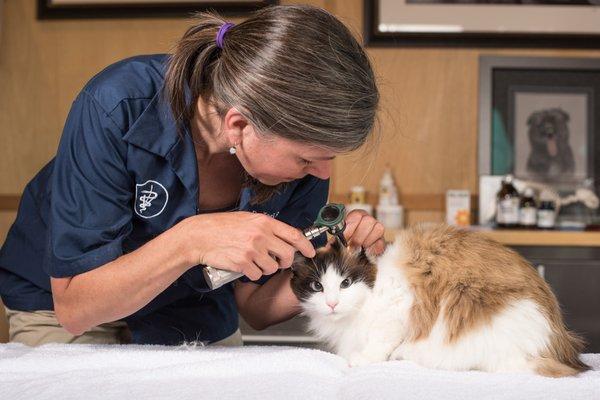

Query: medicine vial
[[496, 174, 520, 228], [519, 187, 537, 228], [537, 200, 556, 229]]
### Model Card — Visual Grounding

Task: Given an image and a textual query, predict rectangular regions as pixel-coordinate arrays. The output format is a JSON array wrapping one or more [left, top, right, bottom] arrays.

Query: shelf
[[384, 226, 600, 247]]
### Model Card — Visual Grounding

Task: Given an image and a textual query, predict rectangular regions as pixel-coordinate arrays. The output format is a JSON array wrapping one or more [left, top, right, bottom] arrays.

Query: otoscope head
[[315, 203, 347, 247]]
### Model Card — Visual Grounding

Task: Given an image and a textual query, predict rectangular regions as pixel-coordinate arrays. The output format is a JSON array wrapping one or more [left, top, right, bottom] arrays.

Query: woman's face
[[236, 125, 337, 186]]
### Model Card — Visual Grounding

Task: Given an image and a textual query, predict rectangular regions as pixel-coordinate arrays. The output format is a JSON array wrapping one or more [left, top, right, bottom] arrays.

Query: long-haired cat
[[290, 224, 590, 377]]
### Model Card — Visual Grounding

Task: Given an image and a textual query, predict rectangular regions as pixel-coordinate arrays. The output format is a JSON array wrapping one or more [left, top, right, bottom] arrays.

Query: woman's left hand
[[343, 210, 386, 256]]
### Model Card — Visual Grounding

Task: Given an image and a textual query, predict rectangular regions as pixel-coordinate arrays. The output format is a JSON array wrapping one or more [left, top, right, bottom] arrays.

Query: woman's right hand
[[180, 211, 316, 281]]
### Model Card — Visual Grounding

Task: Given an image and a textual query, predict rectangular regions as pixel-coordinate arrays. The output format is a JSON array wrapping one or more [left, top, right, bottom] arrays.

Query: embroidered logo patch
[[134, 180, 169, 219]]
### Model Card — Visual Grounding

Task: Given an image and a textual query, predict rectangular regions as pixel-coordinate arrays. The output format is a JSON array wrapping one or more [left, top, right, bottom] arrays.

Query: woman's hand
[[343, 210, 386, 256], [181, 211, 316, 281]]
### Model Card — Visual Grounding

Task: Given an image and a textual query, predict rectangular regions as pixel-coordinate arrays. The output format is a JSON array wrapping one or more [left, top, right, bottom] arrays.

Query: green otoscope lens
[[315, 203, 345, 228]]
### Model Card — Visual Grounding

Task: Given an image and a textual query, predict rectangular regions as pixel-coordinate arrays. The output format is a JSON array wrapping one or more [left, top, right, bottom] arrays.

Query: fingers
[[266, 238, 297, 269], [362, 221, 385, 249], [365, 238, 386, 256], [271, 219, 316, 258], [342, 210, 366, 240], [252, 252, 280, 276], [344, 211, 386, 252], [345, 211, 373, 246], [240, 262, 263, 281]]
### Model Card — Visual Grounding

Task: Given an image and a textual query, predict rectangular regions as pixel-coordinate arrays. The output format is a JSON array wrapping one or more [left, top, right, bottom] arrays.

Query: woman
[[0, 5, 383, 346]]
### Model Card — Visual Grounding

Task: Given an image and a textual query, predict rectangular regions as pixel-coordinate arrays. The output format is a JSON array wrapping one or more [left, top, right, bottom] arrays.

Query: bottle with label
[[496, 174, 520, 228], [376, 166, 403, 229], [519, 187, 537, 229], [346, 185, 373, 216], [537, 190, 557, 230]]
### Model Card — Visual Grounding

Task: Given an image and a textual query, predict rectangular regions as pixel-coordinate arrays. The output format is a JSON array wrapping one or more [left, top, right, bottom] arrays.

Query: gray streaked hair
[[164, 4, 379, 153]]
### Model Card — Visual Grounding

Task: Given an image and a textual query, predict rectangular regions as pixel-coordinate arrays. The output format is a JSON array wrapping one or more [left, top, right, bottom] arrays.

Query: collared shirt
[[0, 54, 329, 345]]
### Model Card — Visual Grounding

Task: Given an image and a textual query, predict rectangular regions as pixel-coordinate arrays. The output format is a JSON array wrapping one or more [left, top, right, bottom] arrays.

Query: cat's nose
[[327, 301, 338, 311]]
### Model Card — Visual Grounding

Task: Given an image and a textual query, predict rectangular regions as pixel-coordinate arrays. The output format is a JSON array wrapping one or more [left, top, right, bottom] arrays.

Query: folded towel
[[0, 344, 598, 400]]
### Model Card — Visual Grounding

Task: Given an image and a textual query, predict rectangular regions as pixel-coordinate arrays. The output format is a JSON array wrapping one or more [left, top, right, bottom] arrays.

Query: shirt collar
[[122, 91, 180, 158]]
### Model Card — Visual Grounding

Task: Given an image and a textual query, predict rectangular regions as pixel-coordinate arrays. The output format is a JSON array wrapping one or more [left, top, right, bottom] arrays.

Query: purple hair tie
[[216, 22, 235, 49]]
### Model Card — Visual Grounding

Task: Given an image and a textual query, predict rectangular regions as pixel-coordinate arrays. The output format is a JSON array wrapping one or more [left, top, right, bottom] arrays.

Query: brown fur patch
[[395, 224, 589, 374], [534, 357, 581, 378]]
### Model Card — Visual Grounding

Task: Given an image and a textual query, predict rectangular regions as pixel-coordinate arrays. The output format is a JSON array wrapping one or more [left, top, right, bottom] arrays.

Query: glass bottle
[[496, 174, 520, 228], [519, 187, 537, 229], [537, 190, 556, 230]]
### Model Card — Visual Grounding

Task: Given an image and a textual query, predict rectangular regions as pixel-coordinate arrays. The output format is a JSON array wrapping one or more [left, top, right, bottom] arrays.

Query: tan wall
[[1, 0, 600, 241]]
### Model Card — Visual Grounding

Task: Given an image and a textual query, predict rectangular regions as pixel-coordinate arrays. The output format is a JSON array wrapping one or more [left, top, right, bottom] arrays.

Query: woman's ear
[[222, 107, 248, 146]]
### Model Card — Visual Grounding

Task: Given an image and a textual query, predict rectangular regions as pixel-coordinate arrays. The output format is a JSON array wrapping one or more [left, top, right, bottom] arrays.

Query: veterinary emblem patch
[[134, 180, 169, 219]]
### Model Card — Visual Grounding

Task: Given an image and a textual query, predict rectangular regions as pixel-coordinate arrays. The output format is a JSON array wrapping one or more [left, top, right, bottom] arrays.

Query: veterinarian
[[0, 5, 384, 346]]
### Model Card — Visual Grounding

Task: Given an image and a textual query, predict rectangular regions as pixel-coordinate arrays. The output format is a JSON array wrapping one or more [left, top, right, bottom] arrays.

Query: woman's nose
[[307, 160, 331, 180]]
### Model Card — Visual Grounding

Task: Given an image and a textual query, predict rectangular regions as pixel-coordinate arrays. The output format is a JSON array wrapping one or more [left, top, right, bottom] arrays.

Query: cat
[[290, 224, 590, 377]]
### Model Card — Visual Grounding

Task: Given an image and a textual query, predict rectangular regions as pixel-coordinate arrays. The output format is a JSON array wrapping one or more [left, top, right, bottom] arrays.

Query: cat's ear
[[329, 236, 343, 253], [357, 247, 369, 263], [292, 252, 309, 269], [357, 246, 379, 266]]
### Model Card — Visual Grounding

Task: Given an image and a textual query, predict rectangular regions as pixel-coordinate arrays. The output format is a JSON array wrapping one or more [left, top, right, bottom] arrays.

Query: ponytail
[[164, 12, 228, 133]]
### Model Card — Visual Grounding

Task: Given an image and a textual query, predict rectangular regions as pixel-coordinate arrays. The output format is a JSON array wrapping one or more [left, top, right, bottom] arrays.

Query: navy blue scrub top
[[0, 54, 329, 345]]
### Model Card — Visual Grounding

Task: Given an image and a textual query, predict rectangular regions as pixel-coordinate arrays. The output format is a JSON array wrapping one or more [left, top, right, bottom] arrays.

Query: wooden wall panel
[[1, 0, 600, 229], [0, 212, 16, 246], [1, 0, 188, 194]]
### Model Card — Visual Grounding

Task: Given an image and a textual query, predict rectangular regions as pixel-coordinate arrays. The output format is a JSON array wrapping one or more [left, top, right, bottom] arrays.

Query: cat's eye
[[340, 278, 352, 289], [309, 281, 323, 292]]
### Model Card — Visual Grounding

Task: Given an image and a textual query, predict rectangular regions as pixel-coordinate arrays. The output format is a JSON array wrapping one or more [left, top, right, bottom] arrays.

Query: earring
[[229, 146, 236, 155]]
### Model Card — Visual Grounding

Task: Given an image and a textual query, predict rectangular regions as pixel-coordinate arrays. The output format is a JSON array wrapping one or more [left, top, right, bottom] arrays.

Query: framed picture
[[38, 0, 277, 19], [364, 0, 600, 48], [478, 56, 600, 195]]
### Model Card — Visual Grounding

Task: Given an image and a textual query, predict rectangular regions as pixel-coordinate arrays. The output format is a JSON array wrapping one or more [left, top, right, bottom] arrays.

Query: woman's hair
[[164, 4, 379, 153]]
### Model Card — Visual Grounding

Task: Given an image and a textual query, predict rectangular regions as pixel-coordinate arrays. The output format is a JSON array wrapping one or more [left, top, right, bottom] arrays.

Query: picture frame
[[478, 56, 600, 195], [364, 0, 600, 48], [38, 0, 277, 19]]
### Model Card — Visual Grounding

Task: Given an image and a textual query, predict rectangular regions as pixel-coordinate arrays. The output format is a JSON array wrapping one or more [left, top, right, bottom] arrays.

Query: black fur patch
[[290, 240, 377, 301]]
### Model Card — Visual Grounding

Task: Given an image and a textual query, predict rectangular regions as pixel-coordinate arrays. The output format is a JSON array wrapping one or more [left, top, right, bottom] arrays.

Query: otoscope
[[202, 203, 347, 290]]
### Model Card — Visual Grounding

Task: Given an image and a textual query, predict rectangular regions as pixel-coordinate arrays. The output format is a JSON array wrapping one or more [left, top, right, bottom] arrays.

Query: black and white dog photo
[[526, 108, 575, 179]]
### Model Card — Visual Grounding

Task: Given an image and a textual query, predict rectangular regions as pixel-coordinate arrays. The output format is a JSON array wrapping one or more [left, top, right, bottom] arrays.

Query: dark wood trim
[[363, 0, 600, 49], [0, 195, 20, 211], [38, 0, 278, 20]]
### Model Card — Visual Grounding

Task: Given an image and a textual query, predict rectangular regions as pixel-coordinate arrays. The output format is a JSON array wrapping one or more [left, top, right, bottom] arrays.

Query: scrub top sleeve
[[238, 177, 329, 285], [46, 91, 133, 278]]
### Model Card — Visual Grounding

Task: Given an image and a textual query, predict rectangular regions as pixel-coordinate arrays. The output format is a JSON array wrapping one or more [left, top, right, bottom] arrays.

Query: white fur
[[300, 240, 554, 373], [393, 298, 552, 373]]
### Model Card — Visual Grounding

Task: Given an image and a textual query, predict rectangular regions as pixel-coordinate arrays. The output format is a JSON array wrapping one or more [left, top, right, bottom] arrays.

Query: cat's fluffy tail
[[533, 330, 590, 377]]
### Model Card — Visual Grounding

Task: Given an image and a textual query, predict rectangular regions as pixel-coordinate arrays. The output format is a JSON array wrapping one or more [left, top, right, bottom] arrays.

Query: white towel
[[0, 344, 598, 400]]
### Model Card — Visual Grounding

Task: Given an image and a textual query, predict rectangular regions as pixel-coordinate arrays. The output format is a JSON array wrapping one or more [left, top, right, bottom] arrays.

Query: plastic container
[[376, 204, 403, 230]]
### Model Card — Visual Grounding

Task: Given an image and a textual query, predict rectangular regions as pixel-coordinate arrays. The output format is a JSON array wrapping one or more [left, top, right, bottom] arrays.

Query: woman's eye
[[309, 281, 323, 292], [299, 158, 312, 166], [340, 278, 352, 289]]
